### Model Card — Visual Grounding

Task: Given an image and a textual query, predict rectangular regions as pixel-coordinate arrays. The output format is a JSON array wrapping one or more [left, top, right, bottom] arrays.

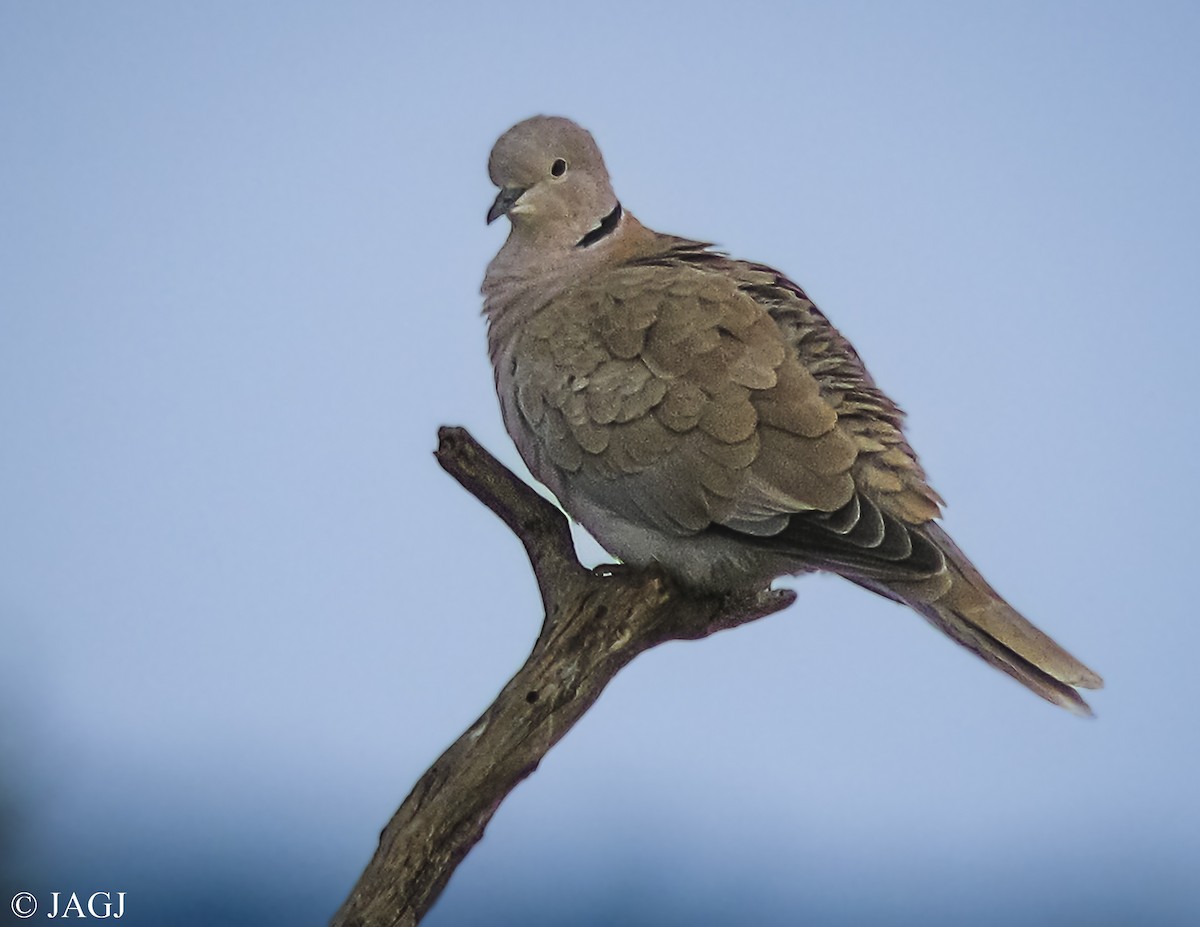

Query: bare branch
[[330, 427, 795, 927]]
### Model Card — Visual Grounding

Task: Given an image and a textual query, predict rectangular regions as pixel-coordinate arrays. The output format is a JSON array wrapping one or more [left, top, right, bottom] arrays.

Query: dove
[[481, 115, 1102, 715]]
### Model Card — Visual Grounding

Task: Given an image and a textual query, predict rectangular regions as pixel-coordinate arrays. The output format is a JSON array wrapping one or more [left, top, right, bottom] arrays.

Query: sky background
[[2, 2, 1198, 925]]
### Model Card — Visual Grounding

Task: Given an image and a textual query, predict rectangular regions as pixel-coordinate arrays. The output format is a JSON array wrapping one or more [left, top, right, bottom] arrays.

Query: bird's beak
[[487, 186, 526, 224]]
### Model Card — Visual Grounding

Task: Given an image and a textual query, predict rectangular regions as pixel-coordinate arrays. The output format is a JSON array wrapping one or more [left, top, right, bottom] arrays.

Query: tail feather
[[910, 600, 1096, 717], [922, 523, 1103, 691], [851, 522, 1103, 715]]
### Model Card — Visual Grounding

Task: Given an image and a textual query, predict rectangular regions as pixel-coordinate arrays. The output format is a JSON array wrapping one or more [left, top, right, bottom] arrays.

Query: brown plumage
[[483, 116, 1102, 715]]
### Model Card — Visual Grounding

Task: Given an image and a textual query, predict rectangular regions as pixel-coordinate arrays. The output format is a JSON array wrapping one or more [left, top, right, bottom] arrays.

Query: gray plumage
[[482, 115, 1102, 715]]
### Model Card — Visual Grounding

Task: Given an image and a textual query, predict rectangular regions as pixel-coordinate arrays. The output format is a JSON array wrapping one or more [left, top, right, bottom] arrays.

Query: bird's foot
[[591, 562, 633, 580]]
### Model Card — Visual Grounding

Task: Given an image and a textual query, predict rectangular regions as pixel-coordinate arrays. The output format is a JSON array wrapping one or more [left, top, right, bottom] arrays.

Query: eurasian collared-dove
[[482, 115, 1102, 715]]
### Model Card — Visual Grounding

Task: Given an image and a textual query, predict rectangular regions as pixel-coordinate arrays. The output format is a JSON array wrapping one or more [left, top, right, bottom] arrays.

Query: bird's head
[[487, 116, 621, 249]]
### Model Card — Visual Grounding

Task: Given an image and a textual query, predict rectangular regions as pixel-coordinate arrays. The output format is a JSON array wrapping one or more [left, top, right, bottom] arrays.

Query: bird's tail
[[867, 523, 1104, 716]]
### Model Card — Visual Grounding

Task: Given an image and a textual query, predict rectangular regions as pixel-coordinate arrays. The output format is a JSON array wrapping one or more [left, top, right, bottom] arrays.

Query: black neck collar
[[576, 203, 623, 248]]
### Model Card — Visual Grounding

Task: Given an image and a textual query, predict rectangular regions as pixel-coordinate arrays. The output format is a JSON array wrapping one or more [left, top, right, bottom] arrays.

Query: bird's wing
[[511, 255, 943, 580]]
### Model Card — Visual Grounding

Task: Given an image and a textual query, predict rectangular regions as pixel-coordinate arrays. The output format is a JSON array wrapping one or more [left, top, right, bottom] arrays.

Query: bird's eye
[[550, 158, 568, 177]]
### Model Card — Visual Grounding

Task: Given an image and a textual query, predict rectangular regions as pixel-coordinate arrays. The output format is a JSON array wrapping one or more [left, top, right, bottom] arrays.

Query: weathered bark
[[330, 426, 795, 927]]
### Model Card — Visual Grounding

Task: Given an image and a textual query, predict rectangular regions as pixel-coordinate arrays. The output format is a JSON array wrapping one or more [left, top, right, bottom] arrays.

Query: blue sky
[[2, 3, 1198, 925]]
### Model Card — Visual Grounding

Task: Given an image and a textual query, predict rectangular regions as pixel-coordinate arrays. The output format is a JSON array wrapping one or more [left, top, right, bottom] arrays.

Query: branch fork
[[331, 427, 795, 927]]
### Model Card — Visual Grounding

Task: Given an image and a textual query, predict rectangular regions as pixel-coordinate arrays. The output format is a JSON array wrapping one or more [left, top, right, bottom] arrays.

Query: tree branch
[[330, 426, 795, 927]]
